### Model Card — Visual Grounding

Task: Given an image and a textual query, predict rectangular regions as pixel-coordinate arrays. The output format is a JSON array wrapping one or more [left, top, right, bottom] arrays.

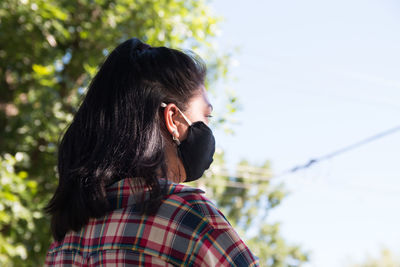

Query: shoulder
[[165, 184, 260, 266], [164, 182, 232, 230]]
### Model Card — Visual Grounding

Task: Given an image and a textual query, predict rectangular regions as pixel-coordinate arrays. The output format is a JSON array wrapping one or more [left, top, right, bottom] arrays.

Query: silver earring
[[172, 130, 181, 145]]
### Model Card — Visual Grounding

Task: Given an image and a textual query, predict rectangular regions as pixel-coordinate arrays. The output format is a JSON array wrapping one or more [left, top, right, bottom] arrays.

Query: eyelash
[[206, 115, 213, 119]]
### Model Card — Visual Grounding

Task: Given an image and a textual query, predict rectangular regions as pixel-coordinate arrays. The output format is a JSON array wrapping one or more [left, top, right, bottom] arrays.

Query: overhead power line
[[280, 124, 400, 176], [209, 124, 400, 184]]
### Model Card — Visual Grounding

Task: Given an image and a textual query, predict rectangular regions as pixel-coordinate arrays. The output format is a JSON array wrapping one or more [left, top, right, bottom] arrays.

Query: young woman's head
[[46, 38, 214, 241]]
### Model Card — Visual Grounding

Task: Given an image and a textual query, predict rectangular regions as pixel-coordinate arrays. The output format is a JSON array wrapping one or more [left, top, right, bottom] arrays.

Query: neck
[[163, 140, 186, 183]]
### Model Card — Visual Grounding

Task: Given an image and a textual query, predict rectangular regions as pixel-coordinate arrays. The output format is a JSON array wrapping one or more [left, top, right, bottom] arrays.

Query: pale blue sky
[[209, 0, 400, 266]]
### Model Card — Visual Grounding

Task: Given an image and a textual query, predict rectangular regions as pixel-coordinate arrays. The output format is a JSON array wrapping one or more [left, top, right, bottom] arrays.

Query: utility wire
[[209, 124, 400, 183], [279, 124, 400, 177]]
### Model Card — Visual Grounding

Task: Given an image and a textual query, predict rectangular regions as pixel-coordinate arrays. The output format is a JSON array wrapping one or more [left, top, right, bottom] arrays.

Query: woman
[[45, 38, 259, 266]]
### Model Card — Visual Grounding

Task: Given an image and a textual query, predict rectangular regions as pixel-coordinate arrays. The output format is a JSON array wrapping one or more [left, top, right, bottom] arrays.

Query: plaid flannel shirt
[[45, 178, 260, 266]]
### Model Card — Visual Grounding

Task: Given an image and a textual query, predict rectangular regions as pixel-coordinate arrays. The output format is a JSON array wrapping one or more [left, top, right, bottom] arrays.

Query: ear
[[163, 103, 181, 139]]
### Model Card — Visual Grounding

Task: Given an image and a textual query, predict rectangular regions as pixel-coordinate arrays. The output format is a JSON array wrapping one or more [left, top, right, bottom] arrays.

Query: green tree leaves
[[0, 153, 42, 266], [0, 0, 308, 266]]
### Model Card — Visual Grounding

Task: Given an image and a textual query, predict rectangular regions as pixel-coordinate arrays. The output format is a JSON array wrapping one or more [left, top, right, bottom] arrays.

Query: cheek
[[177, 123, 189, 140], [188, 112, 209, 126], [185, 108, 207, 124]]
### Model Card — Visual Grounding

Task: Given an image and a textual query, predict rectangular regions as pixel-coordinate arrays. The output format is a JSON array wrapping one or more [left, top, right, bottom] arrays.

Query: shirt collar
[[106, 178, 205, 210]]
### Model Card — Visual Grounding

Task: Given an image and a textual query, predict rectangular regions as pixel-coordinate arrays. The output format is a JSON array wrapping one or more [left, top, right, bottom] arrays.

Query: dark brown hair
[[45, 38, 206, 241]]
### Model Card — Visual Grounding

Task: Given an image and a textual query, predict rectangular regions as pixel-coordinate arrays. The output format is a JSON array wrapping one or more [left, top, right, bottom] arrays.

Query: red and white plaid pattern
[[45, 178, 260, 266]]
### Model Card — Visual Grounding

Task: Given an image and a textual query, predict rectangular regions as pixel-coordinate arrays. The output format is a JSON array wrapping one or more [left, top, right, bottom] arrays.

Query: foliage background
[[0, 0, 308, 266]]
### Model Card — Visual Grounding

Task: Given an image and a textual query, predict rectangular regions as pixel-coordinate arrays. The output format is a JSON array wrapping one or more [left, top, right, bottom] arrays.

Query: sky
[[208, 0, 400, 266]]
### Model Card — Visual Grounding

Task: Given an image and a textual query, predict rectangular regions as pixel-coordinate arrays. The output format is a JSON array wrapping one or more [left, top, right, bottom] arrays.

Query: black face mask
[[177, 121, 215, 182], [161, 102, 216, 182]]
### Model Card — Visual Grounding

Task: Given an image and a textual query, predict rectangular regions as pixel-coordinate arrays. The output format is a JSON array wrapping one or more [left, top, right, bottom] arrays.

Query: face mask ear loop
[[160, 102, 192, 126], [176, 109, 192, 126]]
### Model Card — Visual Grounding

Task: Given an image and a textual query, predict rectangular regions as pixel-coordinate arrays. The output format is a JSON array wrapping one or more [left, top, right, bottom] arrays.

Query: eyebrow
[[208, 103, 213, 112]]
